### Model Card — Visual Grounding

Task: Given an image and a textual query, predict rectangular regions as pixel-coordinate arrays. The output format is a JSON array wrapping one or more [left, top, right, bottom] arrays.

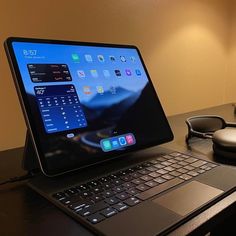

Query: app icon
[[96, 86, 104, 94], [85, 54, 93, 62], [72, 53, 80, 62], [109, 56, 116, 62], [130, 56, 136, 62], [119, 136, 127, 146], [97, 55, 105, 62], [83, 86, 92, 95], [67, 133, 75, 138], [111, 138, 120, 148], [115, 70, 121, 77], [110, 86, 117, 94], [120, 56, 126, 62], [126, 134, 135, 144], [125, 69, 132, 76], [77, 70, 85, 78], [103, 70, 110, 77], [135, 69, 141, 76], [90, 69, 98, 78], [102, 140, 112, 151]]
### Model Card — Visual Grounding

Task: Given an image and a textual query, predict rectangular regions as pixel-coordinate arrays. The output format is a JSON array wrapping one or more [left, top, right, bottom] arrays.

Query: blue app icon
[[119, 136, 127, 146], [111, 138, 120, 148], [135, 69, 141, 76]]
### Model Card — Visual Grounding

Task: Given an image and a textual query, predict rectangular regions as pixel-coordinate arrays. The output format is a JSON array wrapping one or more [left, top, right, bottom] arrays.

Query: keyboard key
[[136, 184, 150, 192], [146, 166, 157, 172], [100, 207, 118, 218], [126, 188, 140, 195], [148, 172, 160, 178], [145, 181, 158, 188], [177, 168, 188, 174], [140, 175, 153, 181], [78, 206, 92, 217], [76, 184, 89, 192], [156, 169, 168, 175], [122, 182, 135, 189], [191, 160, 207, 168], [157, 157, 167, 162], [132, 178, 144, 185], [60, 198, 72, 205], [88, 181, 100, 188], [113, 186, 125, 193], [124, 197, 141, 206], [178, 161, 188, 166], [116, 192, 130, 200], [162, 174, 174, 180], [105, 197, 120, 205], [175, 157, 184, 161], [64, 188, 78, 196], [103, 190, 115, 197], [86, 201, 108, 214], [52, 192, 66, 200], [90, 194, 104, 203], [164, 166, 175, 172], [169, 171, 181, 177], [130, 172, 142, 178], [179, 174, 192, 181], [207, 163, 217, 168], [113, 202, 129, 212], [92, 187, 103, 194], [154, 164, 165, 169], [148, 160, 158, 165], [169, 152, 182, 157], [80, 191, 92, 198], [69, 200, 91, 211], [113, 179, 124, 186], [168, 159, 178, 164], [183, 165, 195, 171], [103, 183, 114, 190], [197, 169, 206, 174], [136, 178, 184, 201], [154, 177, 166, 184], [171, 164, 182, 169], [121, 175, 133, 182], [138, 169, 150, 175], [185, 157, 198, 163], [161, 161, 172, 166], [87, 213, 105, 224], [188, 171, 199, 177]]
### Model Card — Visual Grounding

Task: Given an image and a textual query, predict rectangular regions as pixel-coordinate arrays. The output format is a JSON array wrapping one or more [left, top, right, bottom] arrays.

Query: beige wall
[[0, 0, 232, 151], [226, 1, 236, 102]]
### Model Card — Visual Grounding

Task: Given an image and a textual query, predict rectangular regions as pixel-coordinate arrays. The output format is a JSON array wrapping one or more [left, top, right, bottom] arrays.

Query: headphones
[[185, 115, 236, 159]]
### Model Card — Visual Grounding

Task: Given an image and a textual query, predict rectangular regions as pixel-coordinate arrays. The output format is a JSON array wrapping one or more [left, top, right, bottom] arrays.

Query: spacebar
[[136, 178, 184, 201]]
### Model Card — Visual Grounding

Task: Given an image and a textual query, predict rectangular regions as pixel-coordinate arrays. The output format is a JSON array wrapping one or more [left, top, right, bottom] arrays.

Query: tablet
[[5, 37, 173, 176]]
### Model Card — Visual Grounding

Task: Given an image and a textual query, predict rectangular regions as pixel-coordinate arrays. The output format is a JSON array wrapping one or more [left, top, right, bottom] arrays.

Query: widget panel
[[34, 84, 87, 133], [28, 64, 72, 83]]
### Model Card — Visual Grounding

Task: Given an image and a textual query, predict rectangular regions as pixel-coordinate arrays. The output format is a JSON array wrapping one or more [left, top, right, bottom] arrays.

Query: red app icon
[[126, 135, 134, 144]]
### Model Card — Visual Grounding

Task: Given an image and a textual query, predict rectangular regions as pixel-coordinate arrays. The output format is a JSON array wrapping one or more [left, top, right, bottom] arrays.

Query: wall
[[226, 1, 236, 102], [0, 0, 231, 151]]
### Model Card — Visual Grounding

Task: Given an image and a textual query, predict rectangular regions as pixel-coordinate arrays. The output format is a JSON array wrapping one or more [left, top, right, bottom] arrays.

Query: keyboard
[[52, 152, 218, 224]]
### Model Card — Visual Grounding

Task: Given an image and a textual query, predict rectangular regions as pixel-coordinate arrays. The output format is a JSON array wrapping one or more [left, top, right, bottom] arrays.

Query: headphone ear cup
[[213, 143, 236, 159], [212, 129, 236, 159]]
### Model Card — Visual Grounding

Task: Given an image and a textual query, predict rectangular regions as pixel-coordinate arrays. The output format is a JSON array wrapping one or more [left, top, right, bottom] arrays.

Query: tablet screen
[[6, 38, 173, 176]]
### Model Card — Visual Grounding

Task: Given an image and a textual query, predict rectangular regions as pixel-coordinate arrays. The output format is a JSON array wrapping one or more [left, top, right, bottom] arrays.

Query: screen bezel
[[4, 37, 174, 177]]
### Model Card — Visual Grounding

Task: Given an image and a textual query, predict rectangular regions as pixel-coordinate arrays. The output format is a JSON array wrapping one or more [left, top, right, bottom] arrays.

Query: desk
[[0, 104, 235, 236]]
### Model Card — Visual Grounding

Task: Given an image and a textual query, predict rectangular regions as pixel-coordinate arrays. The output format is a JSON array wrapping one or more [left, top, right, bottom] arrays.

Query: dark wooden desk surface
[[0, 104, 236, 236]]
